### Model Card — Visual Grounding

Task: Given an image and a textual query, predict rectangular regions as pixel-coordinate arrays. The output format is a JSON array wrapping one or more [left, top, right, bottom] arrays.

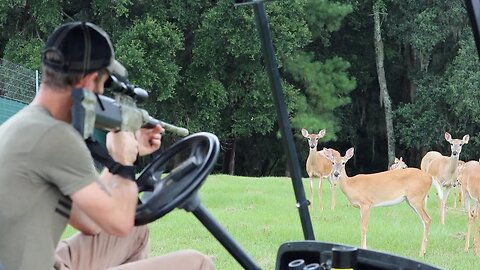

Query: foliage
[[395, 29, 480, 160], [286, 0, 356, 142], [287, 52, 355, 139], [0, 0, 62, 63], [2, 35, 43, 69], [4, 0, 478, 175], [114, 16, 184, 118], [385, 0, 466, 71], [326, 0, 479, 170], [304, 0, 353, 45], [394, 75, 450, 149], [175, 0, 324, 143]]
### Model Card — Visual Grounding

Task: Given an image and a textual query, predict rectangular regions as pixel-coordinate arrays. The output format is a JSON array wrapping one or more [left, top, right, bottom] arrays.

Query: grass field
[[63, 174, 479, 269]]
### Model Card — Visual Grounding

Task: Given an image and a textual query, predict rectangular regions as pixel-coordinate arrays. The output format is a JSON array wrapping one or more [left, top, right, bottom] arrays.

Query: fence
[[0, 58, 109, 145], [0, 58, 38, 124]]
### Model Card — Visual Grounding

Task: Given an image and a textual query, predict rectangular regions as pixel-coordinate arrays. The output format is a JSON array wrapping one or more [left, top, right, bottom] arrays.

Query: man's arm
[[71, 131, 139, 236], [69, 126, 163, 236], [69, 202, 102, 235], [70, 168, 138, 236]]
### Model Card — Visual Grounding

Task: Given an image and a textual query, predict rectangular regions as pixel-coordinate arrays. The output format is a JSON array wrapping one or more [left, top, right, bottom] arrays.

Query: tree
[[288, 0, 356, 141], [372, 1, 395, 168], [184, 0, 310, 174], [387, 0, 475, 165], [0, 0, 62, 68], [323, 0, 387, 173], [113, 17, 184, 119], [0, 1, 363, 176], [395, 30, 480, 161]]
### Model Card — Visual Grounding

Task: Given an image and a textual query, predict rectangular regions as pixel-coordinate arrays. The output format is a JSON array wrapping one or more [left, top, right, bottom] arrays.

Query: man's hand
[[135, 124, 164, 156], [106, 131, 138, 165]]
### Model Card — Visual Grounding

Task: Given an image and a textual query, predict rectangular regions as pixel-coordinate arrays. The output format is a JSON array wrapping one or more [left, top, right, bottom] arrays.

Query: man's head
[[41, 21, 127, 93]]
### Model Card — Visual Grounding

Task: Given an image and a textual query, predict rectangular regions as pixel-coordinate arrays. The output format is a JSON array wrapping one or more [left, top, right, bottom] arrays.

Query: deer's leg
[[308, 176, 314, 208], [474, 204, 480, 256], [331, 177, 336, 210], [468, 209, 475, 253], [440, 188, 451, 225], [437, 190, 442, 209], [454, 184, 463, 208], [359, 205, 371, 249], [318, 176, 324, 211], [407, 196, 431, 257], [440, 199, 446, 225], [461, 184, 467, 208], [440, 200, 446, 225], [434, 178, 443, 218], [465, 196, 472, 252], [453, 188, 458, 208]]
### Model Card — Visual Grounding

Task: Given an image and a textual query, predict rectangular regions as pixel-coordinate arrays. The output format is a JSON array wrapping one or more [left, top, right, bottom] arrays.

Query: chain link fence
[[0, 58, 109, 166], [0, 58, 38, 124]]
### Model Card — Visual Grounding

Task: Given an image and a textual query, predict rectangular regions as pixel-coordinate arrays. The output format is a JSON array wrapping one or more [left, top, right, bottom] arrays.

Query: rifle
[[71, 73, 189, 139]]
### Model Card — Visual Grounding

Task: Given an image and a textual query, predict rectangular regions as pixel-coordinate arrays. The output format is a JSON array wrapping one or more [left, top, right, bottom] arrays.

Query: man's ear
[[75, 72, 98, 88]]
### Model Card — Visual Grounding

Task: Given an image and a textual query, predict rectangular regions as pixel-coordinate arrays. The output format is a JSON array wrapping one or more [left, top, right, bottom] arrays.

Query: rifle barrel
[[144, 117, 189, 137]]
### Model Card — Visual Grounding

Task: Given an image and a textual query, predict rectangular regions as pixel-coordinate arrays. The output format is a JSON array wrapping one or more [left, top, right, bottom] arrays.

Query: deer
[[301, 128, 340, 211], [460, 160, 480, 255], [420, 151, 443, 173], [420, 132, 469, 225], [323, 147, 441, 257], [421, 153, 464, 208], [389, 157, 408, 170]]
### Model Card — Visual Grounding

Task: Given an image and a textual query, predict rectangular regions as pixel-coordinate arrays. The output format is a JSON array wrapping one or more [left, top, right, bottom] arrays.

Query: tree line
[[1, 0, 479, 176]]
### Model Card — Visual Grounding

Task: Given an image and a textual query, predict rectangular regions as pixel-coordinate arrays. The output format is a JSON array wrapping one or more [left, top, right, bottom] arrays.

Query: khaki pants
[[54, 225, 215, 270]]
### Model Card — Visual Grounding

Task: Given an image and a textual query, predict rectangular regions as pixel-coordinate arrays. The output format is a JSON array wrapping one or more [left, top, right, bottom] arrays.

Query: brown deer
[[301, 128, 340, 211], [324, 147, 438, 257], [461, 160, 480, 255], [420, 132, 469, 224]]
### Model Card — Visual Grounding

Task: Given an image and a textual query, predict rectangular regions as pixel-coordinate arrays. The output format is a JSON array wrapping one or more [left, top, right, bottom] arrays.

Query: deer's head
[[445, 132, 469, 157], [324, 147, 354, 181], [301, 128, 326, 150], [389, 157, 407, 170]]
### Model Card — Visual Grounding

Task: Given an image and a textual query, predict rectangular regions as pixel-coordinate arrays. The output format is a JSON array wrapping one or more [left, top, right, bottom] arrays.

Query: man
[[0, 22, 215, 270]]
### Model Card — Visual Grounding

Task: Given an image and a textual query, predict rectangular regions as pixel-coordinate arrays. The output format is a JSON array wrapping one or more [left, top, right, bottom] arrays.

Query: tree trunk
[[373, 4, 395, 169], [221, 138, 236, 175], [406, 44, 418, 102], [285, 165, 291, 178]]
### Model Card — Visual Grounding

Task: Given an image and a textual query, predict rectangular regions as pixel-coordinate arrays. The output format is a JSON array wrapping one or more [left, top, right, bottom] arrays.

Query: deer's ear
[[345, 147, 354, 159], [399, 157, 403, 161], [322, 148, 333, 160], [463, 134, 470, 144], [301, 128, 309, 137], [318, 129, 326, 138], [394, 157, 400, 163], [444, 132, 452, 142]]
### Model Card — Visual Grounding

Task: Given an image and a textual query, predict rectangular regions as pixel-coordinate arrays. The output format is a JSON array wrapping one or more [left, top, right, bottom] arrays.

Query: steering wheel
[[134, 132, 220, 226]]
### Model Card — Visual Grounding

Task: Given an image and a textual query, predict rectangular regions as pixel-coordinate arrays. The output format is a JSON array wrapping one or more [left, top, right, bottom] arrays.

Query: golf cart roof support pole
[[240, 0, 315, 240]]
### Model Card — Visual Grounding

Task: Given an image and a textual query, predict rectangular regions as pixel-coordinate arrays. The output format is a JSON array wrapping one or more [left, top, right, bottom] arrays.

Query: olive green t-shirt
[[0, 105, 98, 270]]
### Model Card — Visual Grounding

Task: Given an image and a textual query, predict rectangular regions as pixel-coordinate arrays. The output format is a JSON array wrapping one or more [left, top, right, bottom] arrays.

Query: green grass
[[63, 175, 479, 269]]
